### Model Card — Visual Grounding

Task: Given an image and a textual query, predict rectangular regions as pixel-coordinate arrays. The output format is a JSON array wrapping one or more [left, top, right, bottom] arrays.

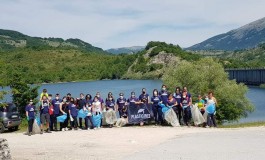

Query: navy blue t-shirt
[[173, 93, 182, 105], [106, 99, 115, 110], [41, 100, 49, 114], [25, 105, 35, 119], [167, 98, 176, 107], [69, 103, 78, 117], [116, 98, 127, 109], [127, 97, 139, 106], [159, 91, 168, 104], [151, 96, 162, 105], [52, 99, 61, 115], [78, 98, 86, 110], [86, 99, 93, 107], [139, 93, 149, 105]]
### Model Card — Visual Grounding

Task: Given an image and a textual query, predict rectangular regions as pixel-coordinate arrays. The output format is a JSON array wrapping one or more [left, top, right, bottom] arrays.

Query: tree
[[9, 73, 39, 116], [162, 58, 254, 123]]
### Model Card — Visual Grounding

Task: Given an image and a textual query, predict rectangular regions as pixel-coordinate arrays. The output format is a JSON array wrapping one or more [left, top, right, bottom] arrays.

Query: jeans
[[207, 113, 217, 127], [152, 105, 163, 124], [85, 116, 94, 129]]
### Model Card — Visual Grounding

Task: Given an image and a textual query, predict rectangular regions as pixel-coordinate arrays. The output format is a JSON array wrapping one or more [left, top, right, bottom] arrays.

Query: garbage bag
[[206, 103, 216, 114], [191, 104, 205, 125], [92, 114, 102, 127], [78, 109, 88, 119], [57, 114, 67, 122], [164, 108, 180, 127], [105, 109, 117, 125], [116, 118, 128, 127], [32, 119, 41, 134], [35, 116, 41, 126]]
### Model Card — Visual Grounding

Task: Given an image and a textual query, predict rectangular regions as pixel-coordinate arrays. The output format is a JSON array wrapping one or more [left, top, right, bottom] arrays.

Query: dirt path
[[1, 126, 264, 160]]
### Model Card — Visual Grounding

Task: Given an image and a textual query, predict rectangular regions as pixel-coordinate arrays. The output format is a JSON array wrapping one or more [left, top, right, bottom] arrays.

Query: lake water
[[1, 80, 265, 123]]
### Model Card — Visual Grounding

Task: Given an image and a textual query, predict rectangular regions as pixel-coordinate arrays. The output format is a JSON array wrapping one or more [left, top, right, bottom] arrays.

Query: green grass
[[219, 121, 265, 128]]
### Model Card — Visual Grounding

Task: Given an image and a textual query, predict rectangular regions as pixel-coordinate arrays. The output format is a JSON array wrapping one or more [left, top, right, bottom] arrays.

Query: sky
[[0, 0, 265, 50]]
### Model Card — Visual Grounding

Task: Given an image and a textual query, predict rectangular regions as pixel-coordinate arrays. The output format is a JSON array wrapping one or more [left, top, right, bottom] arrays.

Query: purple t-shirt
[[69, 103, 78, 117], [167, 98, 176, 107], [106, 99, 115, 110], [139, 93, 149, 105], [127, 97, 139, 106], [159, 90, 169, 104], [25, 105, 35, 119], [116, 98, 126, 109], [52, 99, 61, 115], [41, 100, 49, 114]]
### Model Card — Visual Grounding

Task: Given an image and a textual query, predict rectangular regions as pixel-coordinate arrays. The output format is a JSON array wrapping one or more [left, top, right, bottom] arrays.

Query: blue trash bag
[[158, 103, 166, 108], [35, 116, 41, 126], [206, 104, 216, 114], [78, 109, 88, 119], [57, 114, 67, 122], [92, 114, 102, 127]]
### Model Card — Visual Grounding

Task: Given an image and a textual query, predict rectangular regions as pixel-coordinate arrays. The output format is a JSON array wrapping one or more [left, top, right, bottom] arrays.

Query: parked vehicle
[[0, 103, 22, 133]]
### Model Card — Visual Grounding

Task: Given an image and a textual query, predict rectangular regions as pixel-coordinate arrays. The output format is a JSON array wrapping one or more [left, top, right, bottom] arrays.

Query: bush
[[162, 58, 254, 123]]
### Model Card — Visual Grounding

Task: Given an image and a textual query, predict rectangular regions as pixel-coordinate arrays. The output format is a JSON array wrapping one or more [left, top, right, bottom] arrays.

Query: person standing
[[127, 92, 140, 106], [159, 85, 168, 105], [151, 89, 162, 125], [78, 93, 86, 129], [40, 95, 51, 134], [59, 97, 69, 131], [139, 88, 150, 105], [206, 91, 218, 128], [116, 93, 127, 118], [51, 94, 61, 131], [69, 98, 78, 130], [181, 89, 191, 126], [25, 99, 35, 136], [174, 87, 183, 125], [84, 94, 94, 130]]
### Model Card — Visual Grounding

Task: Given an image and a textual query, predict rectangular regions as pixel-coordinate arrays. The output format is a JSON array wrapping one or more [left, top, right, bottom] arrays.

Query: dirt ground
[[1, 126, 265, 160]]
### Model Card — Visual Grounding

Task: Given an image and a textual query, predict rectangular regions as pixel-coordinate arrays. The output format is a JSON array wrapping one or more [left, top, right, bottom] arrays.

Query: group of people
[[25, 85, 218, 136]]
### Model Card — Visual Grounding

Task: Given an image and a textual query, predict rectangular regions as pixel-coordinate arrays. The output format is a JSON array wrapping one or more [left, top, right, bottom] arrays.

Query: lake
[[2, 80, 265, 123]]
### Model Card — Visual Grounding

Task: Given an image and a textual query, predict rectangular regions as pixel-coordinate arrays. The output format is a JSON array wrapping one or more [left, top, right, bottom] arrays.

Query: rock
[[0, 138, 11, 160]]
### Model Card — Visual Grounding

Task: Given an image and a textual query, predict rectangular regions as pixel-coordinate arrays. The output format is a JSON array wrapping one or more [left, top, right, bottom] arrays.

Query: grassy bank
[[219, 121, 265, 128]]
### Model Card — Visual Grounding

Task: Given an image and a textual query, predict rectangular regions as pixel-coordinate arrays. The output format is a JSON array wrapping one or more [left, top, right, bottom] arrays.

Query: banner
[[127, 104, 153, 124]]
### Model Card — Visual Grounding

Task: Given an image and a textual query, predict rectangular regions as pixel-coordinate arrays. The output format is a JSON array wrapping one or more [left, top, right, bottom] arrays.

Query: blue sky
[[0, 0, 265, 49]]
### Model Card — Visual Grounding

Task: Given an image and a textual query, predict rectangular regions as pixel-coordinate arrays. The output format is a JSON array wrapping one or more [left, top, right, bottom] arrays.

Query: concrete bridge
[[225, 68, 265, 85]]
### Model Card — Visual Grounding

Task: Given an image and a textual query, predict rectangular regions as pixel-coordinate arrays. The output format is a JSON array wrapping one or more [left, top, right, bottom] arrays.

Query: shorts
[[40, 113, 50, 124]]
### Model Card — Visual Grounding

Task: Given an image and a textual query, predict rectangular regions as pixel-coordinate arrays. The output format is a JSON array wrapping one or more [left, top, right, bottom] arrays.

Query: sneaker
[[65, 128, 68, 131], [47, 129, 52, 133], [28, 132, 32, 136], [40, 130, 43, 134]]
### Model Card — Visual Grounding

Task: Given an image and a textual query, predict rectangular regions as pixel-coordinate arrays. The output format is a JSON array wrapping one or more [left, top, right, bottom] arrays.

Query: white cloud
[[0, 0, 265, 49]]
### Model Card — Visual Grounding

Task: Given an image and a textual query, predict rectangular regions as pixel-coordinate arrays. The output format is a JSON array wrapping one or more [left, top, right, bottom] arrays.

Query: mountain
[[123, 41, 201, 79], [106, 46, 145, 54], [188, 17, 265, 51], [0, 29, 105, 53]]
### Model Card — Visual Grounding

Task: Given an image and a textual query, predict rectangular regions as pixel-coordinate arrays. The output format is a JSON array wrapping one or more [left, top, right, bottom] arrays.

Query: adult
[[159, 85, 169, 105], [127, 92, 140, 106], [206, 91, 218, 128], [181, 89, 191, 126], [139, 88, 150, 105], [40, 95, 51, 133], [105, 95, 116, 128], [151, 89, 162, 125], [173, 87, 183, 125], [69, 98, 78, 130], [51, 94, 62, 131], [116, 93, 127, 118], [84, 94, 94, 129], [78, 93, 86, 129], [25, 99, 35, 136], [59, 97, 69, 131]]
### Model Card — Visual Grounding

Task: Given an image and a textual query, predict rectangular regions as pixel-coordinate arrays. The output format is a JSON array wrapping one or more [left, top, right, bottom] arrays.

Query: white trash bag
[[105, 109, 117, 125], [191, 103, 205, 125], [164, 108, 180, 127]]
